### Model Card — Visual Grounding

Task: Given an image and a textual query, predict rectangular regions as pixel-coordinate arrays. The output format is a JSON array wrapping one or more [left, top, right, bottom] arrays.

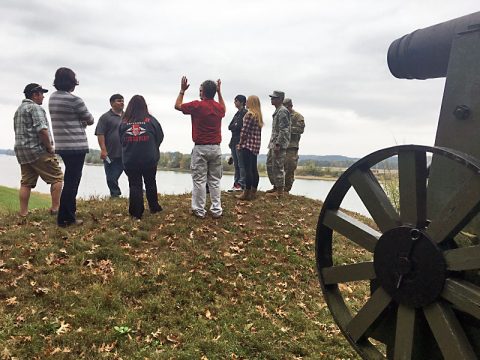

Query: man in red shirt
[[175, 76, 226, 219]]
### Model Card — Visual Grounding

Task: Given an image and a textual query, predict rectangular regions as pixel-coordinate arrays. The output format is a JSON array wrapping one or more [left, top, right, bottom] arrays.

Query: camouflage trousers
[[266, 148, 287, 189], [285, 148, 299, 192]]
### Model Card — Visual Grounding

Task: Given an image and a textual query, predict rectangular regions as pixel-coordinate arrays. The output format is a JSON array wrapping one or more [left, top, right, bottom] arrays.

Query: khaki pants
[[190, 145, 223, 217]]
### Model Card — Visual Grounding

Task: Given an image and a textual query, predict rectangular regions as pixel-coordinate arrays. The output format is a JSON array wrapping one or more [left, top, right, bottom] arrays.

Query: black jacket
[[228, 108, 247, 147], [119, 115, 164, 170]]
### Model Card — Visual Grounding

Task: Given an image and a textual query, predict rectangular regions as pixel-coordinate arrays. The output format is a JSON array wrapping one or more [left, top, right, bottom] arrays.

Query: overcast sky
[[1, 0, 478, 158]]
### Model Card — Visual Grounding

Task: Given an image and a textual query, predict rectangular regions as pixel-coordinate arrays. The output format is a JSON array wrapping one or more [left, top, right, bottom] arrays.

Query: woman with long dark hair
[[227, 94, 247, 192], [49, 67, 94, 227], [119, 95, 164, 219], [237, 95, 263, 200]]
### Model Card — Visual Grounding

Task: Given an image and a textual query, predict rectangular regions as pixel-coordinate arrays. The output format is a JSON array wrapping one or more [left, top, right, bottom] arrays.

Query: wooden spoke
[[424, 301, 477, 359], [323, 210, 380, 252], [393, 305, 415, 360], [442, 279, 480, 320], [426, 174, 480, 243], [322, 262, 376, 285], [398, 149, 427, 227], [444, 245, 480, 271], [346, 287, 392, 342], [349, 168, 400, 233]]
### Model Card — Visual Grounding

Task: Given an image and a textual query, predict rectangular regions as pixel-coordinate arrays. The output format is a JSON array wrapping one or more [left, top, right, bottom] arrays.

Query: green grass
[[0, 185, 50, 213], [0, 191, 361, 359]]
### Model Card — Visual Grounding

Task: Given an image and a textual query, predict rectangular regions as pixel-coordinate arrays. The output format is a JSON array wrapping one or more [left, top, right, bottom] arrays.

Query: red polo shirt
[[181, 99, 225, 144]]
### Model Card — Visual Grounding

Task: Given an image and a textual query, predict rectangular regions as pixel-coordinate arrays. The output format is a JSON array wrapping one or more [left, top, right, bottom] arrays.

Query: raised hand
[[181, 76, 190, 92]]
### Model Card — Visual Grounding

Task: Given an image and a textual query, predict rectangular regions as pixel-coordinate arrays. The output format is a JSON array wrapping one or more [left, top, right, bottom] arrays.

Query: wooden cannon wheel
[[316, 145, 480, 359]]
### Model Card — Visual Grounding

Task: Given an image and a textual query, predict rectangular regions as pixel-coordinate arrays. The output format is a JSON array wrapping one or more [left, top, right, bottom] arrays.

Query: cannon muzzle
[[388, 11, 480, 80]]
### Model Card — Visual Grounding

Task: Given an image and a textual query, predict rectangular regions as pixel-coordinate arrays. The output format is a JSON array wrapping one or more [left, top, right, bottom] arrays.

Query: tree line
[[85, 150, 345, 177], [0, 148, 353, 178]]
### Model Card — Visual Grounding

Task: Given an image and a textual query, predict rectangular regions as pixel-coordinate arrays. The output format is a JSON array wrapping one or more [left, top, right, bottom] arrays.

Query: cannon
[[316, 12, 480, 359]]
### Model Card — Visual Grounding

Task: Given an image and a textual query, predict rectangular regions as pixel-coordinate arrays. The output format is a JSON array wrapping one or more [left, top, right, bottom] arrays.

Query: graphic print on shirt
[[126, 124, 146, 137]]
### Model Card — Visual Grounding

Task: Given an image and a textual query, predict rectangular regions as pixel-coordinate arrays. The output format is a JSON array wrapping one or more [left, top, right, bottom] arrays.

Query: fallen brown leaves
[[0, 193, 359, 358]]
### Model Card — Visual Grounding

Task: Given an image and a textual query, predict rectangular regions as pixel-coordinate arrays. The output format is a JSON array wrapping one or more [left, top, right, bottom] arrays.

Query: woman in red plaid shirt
[[237, 95, 263, 200]]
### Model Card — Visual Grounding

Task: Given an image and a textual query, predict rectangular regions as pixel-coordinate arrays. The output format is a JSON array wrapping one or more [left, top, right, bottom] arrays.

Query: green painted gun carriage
[[316, 11, 480, 359]]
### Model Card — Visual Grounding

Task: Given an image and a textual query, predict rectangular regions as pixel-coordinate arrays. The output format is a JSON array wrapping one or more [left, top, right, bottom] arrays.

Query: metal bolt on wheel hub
[[374, 226, 447, 309]]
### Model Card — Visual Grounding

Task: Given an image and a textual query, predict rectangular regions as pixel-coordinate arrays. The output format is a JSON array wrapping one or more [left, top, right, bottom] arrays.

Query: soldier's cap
[[269, 90, 285, 99], [23, 83, 48, 95], [283, 98, 292, 107]]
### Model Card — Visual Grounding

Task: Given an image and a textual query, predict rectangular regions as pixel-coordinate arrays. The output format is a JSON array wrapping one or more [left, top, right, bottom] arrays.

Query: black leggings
[[240, 148, 259, 190], [124, 166, 161, 219]]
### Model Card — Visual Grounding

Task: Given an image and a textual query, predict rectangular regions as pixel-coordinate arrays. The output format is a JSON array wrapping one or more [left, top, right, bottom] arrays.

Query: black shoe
[[150, 205, 163, 214]]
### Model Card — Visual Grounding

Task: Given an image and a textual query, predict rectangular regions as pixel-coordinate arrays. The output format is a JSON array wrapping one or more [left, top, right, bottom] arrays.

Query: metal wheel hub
[[373, 226, 447, 308]]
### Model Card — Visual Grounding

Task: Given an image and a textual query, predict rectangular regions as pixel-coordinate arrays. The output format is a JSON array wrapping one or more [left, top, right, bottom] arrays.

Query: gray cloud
[[1, 0, 478, 157]]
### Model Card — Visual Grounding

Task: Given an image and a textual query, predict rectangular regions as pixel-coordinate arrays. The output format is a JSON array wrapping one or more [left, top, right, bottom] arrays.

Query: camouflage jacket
[[268, 105, 291, 149], [287, 110, 305, 149]]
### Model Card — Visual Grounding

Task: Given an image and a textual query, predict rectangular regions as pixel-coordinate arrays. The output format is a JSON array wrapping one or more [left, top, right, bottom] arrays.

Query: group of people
[[13, 69, 305, 223], [13, 67, 164, 225], [227, 91, 305, 198]]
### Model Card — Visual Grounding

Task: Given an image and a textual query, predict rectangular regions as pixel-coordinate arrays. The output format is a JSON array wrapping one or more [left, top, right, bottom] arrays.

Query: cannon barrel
[[388, 11, 480, 80]]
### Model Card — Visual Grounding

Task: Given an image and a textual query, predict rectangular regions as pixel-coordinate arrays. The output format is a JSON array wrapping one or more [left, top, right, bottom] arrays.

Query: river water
[[0, 155, 368, 216]]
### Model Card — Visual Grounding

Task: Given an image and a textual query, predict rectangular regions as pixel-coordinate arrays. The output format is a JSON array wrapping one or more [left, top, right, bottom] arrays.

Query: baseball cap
[[23, 83, 48, 95]]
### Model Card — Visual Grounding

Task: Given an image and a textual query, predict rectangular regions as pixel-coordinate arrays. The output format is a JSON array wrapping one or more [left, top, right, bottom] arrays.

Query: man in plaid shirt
[[13, 83, 63, 217]]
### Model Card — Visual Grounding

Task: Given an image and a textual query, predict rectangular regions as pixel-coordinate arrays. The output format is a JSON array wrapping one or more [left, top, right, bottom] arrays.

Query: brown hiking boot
[[266, 187, 284, 197], [236, 189, 252, 200]]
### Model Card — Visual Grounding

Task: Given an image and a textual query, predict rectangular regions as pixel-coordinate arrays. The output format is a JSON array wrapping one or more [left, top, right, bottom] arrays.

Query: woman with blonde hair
[[236, 95, 263, 200]]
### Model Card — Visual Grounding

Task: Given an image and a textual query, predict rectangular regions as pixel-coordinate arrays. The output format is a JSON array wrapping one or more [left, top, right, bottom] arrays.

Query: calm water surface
[[0, 155, 368, 216]]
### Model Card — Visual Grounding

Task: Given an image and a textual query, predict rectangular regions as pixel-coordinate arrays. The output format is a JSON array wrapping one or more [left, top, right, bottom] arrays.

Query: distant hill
[[1, 148, 398, 169], [257, 153, 359, 167]]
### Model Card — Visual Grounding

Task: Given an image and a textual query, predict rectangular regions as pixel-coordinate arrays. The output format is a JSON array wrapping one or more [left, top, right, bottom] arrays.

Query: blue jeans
[[57, 153, 85, 225], [230, 142, 245, 188], [104, 157, 124, 197]]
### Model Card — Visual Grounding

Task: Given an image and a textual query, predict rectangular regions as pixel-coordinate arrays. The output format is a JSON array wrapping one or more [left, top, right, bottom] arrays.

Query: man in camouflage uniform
[[283, 98, 305, 193], [266, 90, 291, 196]]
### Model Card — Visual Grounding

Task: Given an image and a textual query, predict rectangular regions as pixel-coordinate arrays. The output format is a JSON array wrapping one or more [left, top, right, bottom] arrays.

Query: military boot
[[266, 187, 284, 197], [236, 189, 251, 200]]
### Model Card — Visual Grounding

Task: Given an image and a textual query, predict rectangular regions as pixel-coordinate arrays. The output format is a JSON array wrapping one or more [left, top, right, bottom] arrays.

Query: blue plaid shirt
[[14, 99, 52, 164]]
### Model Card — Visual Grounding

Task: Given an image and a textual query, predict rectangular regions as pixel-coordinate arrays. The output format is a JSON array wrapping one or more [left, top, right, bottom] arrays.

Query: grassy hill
[[0, 191, 361, 359], [0, 185, 50, 214]]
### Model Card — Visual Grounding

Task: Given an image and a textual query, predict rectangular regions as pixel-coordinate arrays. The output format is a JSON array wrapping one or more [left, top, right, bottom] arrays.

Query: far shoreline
[[85, 162, 339, 182]]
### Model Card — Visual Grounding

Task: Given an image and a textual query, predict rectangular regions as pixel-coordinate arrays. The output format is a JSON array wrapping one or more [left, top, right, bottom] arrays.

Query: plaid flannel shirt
[[239, 111, 261, 155], [13, 99, 52, 164]]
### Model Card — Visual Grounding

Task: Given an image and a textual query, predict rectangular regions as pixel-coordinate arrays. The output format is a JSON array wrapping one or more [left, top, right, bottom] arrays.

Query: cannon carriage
[[316, 12, 480, 359]]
